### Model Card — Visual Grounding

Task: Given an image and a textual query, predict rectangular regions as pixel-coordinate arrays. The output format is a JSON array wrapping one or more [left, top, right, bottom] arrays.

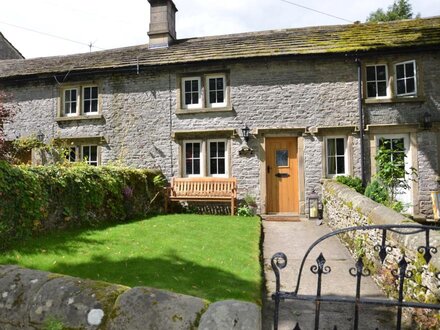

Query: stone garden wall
[[0, 265, 261, 330], [322, 180, 440, 308]]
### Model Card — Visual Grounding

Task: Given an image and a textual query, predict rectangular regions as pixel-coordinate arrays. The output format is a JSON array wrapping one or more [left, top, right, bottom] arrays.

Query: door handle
[[275, 173, 290, 178]]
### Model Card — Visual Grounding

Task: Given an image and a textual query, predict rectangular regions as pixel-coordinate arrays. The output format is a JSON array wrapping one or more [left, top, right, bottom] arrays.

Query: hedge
[[0, 161, 165, 250]]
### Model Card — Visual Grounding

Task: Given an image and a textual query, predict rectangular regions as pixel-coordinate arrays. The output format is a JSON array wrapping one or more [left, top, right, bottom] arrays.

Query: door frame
[[260, 134, 305, 215]]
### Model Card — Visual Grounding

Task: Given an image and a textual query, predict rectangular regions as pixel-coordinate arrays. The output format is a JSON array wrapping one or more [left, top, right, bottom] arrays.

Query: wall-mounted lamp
[[423, 112, 432, 130], [36, 131, 45, 142], [242, 125, 250, 142]]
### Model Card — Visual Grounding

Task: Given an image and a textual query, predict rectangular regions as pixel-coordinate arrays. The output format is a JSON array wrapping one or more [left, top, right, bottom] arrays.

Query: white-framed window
[[184, 141, 203, 176], [182, 77, 202, 109], [366, 64, 388, 98], [206, 74, 226, 108], [66, 146, 78, 163], [208, 139, 227, 177], [63, 88, 79, 116], [82, 145, 99, 166], [61, 85, 99, 117], [395, 60, 417, 96], [83, 86, 99, 114], [182, 139, 230, 177], [326, 137, 347, 177]]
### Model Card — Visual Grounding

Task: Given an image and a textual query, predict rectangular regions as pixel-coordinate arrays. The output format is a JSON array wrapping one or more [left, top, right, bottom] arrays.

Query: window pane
[[209, 78, 215, 90], [396, 80, 406, 95], [405, 62, 414, 77], [193, 159, 200, 174], [192, 92, 199, 104], [91, 87, 98, 98], [217, 91, 224, 103], [185, 143, 192, 158], [377, 82, 387, 96], [217, 78, 224, 90], [218, 142, 225, 156], [327, 139, 335, 156], [366, 66, 376, 81], [396, 64, 404, 79], [191, 80, 198, 90], [218, 159, 225, 174], [90, 146, 97, 160], [406, 78, 415, 93], [210, 159, 217, 174], [84, 87, 90, 99], [377, 66, 386, 80], [209, 91, 216, 104], [276, 150, 288, 167], [328, 157, 336, 175], [367, 82, 376, 97], [336, 138, 344, 155], [193, 143, 200, 157], [336, 156, 345, 174], [91, 100, 98, 112], [185, 80, 191, 90], [65, 90, 71, 102], [186, 160, 192, 174], [84, 100, 90, 112], [185, 93, 191, 105], [210, 142, 217, 157]]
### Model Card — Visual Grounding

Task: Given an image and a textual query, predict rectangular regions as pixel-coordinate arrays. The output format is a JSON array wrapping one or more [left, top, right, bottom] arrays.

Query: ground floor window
[[65, 144, 100, 166], [183, 139, 228, 177], [325, 137, 347, 177]]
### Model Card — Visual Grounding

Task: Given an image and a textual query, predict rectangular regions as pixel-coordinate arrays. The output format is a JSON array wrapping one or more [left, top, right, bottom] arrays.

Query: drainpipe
[[356, 58, 367, 187]]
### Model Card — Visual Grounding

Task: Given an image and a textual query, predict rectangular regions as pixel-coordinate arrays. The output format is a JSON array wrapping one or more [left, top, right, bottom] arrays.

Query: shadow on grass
[[48, 251, 261, 303]]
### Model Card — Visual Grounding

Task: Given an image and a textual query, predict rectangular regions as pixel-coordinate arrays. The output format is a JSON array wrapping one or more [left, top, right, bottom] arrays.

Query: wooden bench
[[166, 177, 237, 215]]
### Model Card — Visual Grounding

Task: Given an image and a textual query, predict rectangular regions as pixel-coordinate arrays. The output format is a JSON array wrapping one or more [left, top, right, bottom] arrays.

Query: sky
[[1, 0, 439, 59]]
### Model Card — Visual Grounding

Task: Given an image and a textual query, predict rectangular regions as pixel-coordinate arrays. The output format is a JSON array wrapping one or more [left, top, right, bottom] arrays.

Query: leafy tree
[[367, 0, 419, 22]]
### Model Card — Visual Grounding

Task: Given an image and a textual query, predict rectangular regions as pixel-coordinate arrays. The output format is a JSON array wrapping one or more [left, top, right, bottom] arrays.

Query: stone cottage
[[1, 0, 439, 219]]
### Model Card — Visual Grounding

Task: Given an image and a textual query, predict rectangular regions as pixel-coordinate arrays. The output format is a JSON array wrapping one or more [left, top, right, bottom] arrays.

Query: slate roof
[[0, 16, 439, 80]]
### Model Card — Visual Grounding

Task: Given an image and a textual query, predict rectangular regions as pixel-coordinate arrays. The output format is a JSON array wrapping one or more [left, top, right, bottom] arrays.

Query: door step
[[261, 214, 301, 222]]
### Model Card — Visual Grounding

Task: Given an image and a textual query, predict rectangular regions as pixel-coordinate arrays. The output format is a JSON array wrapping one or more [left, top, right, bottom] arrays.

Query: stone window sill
[[176, 107, 233, 115], [56, 114, 104, 122], [364, 96, 425, 104]]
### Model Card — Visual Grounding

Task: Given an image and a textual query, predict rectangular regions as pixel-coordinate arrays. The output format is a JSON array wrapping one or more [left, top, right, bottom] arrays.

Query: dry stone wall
[[322, 180, 440, 307], [0, 265, 261, 330]]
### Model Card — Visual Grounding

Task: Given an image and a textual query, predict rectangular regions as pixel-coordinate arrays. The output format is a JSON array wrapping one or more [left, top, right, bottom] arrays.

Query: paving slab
[[262, 220, 395, 330]]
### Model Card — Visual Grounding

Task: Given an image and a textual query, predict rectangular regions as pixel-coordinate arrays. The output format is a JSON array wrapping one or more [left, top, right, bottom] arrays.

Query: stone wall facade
[[3, 50, 440, 217], [323, 180, 439, 310], [0, 265, 261, 330]]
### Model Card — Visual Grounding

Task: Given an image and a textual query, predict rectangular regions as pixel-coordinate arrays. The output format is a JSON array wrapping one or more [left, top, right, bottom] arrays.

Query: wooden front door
[[266, 137, 298, 213]]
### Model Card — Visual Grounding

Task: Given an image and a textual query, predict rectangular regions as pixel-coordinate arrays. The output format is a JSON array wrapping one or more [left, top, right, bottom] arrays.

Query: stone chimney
[[147, 0, 178, 49]]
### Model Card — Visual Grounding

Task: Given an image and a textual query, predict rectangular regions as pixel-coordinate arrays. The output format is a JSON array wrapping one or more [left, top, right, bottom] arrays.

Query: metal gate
[[271, 224, 440, 329]]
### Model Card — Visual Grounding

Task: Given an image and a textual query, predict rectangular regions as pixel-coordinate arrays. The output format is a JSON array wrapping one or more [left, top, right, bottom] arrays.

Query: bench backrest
[[171, 177, 237, 198]]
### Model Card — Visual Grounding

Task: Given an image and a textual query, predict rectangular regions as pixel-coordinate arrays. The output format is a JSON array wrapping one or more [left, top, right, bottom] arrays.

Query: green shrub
[[364, 179, 389, 204], [335, 176, 365, 194], [0, 161, 164, 250]]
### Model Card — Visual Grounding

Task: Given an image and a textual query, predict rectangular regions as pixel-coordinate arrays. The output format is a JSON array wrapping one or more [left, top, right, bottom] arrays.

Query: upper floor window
[[326, 137, 347, 177], [83, 86, 99, 114], [395, 60, 416, 96], [60, 85, 100, 117], [206, 74, 226, 108], [64, 89, 78, 116], [366, 65, 388, 98], [179, 73, 229, 111]]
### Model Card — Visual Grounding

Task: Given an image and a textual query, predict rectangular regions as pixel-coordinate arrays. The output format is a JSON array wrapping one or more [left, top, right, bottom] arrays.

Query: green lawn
[[0, 214, 262, 303]]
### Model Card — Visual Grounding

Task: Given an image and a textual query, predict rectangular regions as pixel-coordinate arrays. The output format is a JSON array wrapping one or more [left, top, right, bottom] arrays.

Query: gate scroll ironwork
[[271, 224, 440, 330]]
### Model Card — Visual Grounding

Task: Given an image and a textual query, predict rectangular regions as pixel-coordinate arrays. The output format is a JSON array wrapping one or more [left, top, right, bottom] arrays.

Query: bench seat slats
[[166, 177, 237, 215]]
